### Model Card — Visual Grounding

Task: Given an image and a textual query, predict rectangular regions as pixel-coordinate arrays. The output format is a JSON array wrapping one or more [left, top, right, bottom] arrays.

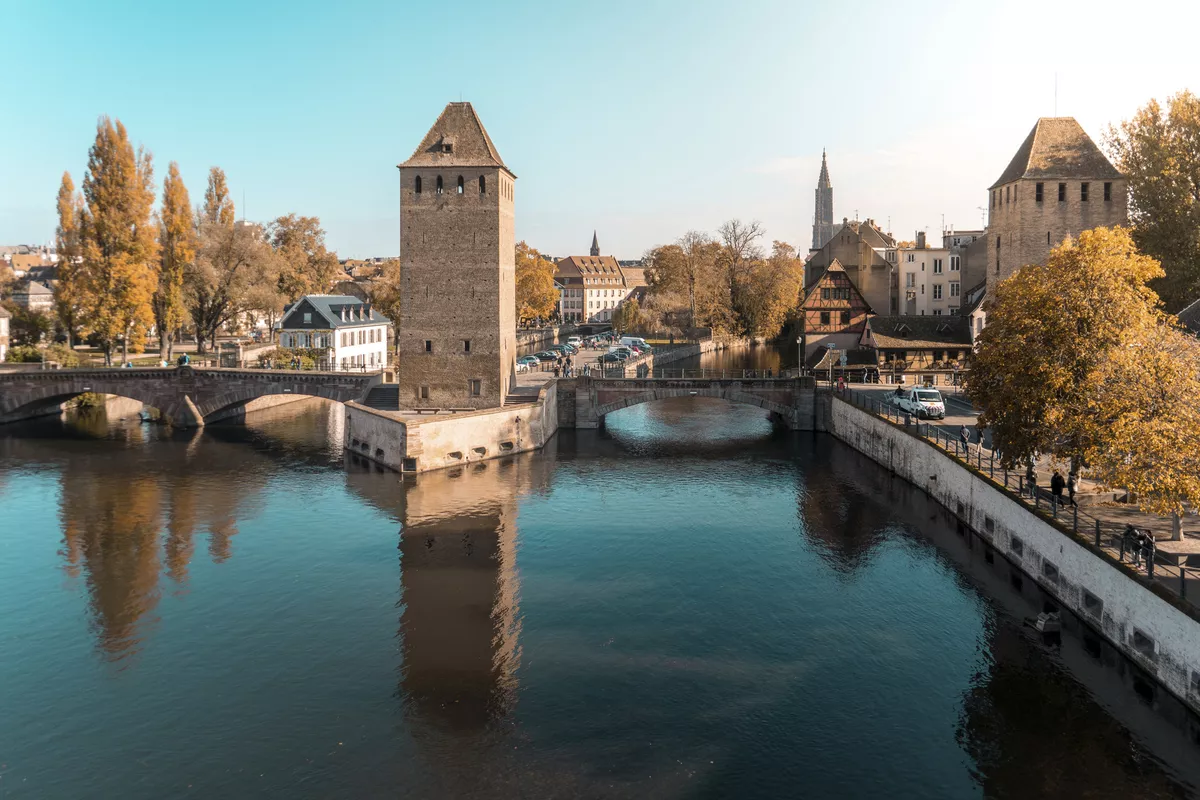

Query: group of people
[[552, 356, 575, 378]]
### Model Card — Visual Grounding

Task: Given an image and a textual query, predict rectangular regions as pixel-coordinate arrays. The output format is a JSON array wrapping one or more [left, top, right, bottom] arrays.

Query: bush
[[6, 345, 42, 363], [44, 344, 81, 368]]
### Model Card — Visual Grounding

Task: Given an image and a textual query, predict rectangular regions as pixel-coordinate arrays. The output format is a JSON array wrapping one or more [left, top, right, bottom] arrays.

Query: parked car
[[516, 361, 530, 373], [609, 345, 634, 358], [896, 387, 946, 419], [599, 352, 627, 364], [567, 336, 582, 347], [517, 355, 540, 366], [534, 351, 558, 362]]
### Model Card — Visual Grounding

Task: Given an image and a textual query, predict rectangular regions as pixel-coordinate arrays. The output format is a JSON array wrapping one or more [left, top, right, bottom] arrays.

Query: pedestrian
[[960, 424, 971, 453], [1067, 471, 1079, 507], [837, 375, 845, 392], [1050, 470, 1065, 505], [1026, 462, 1039, 499], [553, 363, 560, 378]]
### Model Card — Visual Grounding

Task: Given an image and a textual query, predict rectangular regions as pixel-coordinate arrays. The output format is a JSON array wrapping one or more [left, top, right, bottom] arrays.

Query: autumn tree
[[365, 259, 401, 353], [611, 297, 643, 334], [270, 214, 339, 300], [740, 241, 805, 337], [53, 172, 85, 347], [968, 226, 1167, 470], [717, 218, 765, 329], [78, 117, 158, 365], [515, 241, 557, 324], [202, 167, 236, 227], [187, 218, 273, 354], [153, 162, 195, 361], [1087, 323, 1200, 534], [1106, 91, 1200, 312]]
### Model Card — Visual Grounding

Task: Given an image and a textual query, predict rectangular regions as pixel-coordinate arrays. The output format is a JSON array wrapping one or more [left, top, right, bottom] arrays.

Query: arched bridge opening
[[0, 367, 380, 428]]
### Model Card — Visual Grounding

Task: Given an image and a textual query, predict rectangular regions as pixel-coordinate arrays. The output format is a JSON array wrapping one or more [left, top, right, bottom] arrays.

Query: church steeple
[[590, 230, 600, 257], [812, 150, 835, 250]]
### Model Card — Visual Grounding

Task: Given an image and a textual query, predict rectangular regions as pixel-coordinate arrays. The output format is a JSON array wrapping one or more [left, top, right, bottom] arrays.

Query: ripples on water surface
[[0, 393, 1198, 799]]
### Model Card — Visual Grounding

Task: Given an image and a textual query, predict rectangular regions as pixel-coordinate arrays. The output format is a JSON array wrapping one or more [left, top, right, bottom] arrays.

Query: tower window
[[419, 386, 429, 400], [469, 379, 481, 397], [1104, 181, 1112, 201], [1035, 182, 1043, 202], [457, 175, 464, 195], [415, 176, 422, 194], [1058, 182, 1066, 202], [424, 340, 432, 352], [479, 175, 486, 194], [1047, 231, 1051, 244], [1081, 182, 1089, 202], [1005, 185, 1010, 204], [436, 176, 443, 195], [463, 339, 471, 353]]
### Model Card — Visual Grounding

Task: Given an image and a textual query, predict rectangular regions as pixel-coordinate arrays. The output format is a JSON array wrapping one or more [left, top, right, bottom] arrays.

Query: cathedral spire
[[590, 230, 600, 257], [812, 150, 835, 251]]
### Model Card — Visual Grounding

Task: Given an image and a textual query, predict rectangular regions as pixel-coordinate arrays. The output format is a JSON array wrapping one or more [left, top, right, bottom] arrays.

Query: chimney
[[340, 306, 346, 321], [364, 302, 372, 319], [917, 231, 926, 249]]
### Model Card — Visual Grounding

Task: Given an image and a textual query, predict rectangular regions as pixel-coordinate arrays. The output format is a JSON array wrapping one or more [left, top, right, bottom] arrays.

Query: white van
[[567, 335, 582, 347], [620, 336, 648, 351]]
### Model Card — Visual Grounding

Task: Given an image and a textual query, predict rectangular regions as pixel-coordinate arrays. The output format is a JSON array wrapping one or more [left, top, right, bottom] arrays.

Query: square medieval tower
[[397, 102, 517, 409]]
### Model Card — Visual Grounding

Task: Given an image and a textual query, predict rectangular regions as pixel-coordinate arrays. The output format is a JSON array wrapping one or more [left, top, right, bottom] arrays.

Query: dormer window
[[440, 136, 455, 153]]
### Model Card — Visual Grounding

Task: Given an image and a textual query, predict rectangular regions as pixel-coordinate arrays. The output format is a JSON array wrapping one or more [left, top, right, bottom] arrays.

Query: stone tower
[[397, 102, 517, 409], [812, 150, 835, 251], [590, 230, 600, 257], [986, 117, 1127, 294]]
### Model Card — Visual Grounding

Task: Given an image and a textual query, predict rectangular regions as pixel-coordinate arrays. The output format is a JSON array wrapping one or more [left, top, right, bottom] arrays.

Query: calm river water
[[2, 347, 1199, 798]]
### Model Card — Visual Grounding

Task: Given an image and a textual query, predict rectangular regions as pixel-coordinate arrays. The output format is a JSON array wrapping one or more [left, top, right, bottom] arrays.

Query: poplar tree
[[154, 162, 195, 361], [79, 117, 158, 365], [514, 241, 557, 323], [53, 172, 85, 347], [202, 167, 236, 226]]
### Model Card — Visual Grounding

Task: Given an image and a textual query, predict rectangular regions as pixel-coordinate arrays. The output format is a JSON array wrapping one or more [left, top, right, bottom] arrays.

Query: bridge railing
[[836, 386, 1200, 610]]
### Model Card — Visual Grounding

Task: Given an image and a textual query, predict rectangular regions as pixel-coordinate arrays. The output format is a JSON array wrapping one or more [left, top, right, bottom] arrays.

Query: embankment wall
[[827, 393, 1200, 714]]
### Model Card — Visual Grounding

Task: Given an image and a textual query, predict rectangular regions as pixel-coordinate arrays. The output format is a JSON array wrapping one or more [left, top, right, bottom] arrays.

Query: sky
[[2, 0, 1199, 260]]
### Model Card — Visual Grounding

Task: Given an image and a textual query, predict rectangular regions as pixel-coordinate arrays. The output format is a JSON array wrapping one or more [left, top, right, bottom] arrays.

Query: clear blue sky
[[2, 0, 1198, 259]]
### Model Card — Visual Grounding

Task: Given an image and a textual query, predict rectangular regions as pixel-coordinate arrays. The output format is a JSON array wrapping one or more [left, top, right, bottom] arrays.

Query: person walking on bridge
[[959, 424, 971, 455], [1050, 470, 1066, 507], [1067, 471, 1080, 507]]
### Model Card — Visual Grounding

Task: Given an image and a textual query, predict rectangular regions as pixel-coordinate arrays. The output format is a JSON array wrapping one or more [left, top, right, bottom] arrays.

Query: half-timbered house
[[800, 260, 874, 363], [859, 314, 972, 386]]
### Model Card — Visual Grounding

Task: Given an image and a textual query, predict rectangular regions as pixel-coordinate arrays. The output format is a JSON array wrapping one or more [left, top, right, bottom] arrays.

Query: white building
[[0, 306, 10, 362], [278, 295, 392, 370], [897, 232, 962, 317], [12, 280, 54, 312]]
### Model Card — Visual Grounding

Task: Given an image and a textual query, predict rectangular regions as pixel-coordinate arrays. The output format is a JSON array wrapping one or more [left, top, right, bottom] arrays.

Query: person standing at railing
[[1067, 471, 1079, 507], [1050, 470, 1066, 507], [960, 424, 971, 454]]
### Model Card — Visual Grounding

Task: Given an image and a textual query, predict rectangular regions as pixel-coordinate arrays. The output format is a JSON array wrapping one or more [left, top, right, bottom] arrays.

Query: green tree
[[515, 241, 557, 323], [54, 172, 85, 347], [154, 162, 195, 361], [1106, 91, 1200, 312], [78, 117, 158, 365], [968, 226, 1166, 471], [270, 214, 339, 299], [7, 305, 54, 346]]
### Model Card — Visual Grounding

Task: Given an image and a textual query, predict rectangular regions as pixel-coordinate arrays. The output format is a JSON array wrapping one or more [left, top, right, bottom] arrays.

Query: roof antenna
[[1054, 72, 1057, 116], [242, 189, 246, 222]]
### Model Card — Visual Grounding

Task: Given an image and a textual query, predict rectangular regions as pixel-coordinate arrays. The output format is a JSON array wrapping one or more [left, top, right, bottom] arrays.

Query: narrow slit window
[[424, 340, 432, 352], [415, 176, 422, 194], [457, 175, 464, 195], [436, 176, 443, 195], [479, 175, 486, 194]]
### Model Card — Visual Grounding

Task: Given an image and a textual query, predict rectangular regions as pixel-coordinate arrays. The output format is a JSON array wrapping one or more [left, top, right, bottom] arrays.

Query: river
[[1, 346, 1198, 799]]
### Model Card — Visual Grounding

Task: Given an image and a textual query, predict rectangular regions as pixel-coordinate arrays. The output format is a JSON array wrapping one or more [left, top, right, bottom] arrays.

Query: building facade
[[800, 260, 874, 363], [12, 280, 53, 311], [397, 102, 517, 409], [986, 117, 1127, 293], [555, 253, 632, 323], [859, 314, 973, 386], [278, 295, 392, 369], [0, 306, 9, 362], [811, 150, 835, 251], [803, 217, 896, 315], [897, 231, 960, 316]]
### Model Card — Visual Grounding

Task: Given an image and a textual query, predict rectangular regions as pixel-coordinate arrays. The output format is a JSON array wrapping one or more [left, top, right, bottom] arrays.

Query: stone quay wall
[[344, 380, 559, 474], [826, 392, 1200, 714]]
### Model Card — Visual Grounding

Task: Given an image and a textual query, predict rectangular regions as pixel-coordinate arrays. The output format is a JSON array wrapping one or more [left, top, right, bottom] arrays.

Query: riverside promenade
[[840, 384, 1200, 608]]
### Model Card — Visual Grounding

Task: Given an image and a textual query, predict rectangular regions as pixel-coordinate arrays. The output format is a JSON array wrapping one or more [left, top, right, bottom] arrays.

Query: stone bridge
[[0, 366, 381, 428], [560, 375, 817, 430]]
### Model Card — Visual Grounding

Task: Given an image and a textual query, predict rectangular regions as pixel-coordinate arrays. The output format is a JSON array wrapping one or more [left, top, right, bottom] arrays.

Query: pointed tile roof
[[990, 117, 1120, 189], [399, 102, 512, 175], [817, 149, 831, 187], [590, 230, 600, 256]]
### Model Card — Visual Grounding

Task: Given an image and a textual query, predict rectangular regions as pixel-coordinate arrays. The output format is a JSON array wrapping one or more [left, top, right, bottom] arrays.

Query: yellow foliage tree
[[270, 214, 340, 300], [202, 167, 236, 227], [154, 162, 196, 361], [515, 241, 557, 324], [78, 118, 158, 365], [969, 226, 1166, 470], [1088, 324, 1200, 529], [54, 171, 85, 347]]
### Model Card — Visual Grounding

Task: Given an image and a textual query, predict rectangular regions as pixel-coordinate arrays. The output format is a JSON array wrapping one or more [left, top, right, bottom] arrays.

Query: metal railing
[[837, 386, 1199, 609]]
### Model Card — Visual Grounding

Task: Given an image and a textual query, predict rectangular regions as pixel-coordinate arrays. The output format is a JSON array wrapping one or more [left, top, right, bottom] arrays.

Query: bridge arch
[[0, 367, 378, 428], [594, 386, 798, 426]]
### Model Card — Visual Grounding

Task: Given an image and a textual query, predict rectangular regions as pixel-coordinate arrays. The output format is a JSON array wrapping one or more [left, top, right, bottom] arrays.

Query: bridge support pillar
[[166, 395, 205, 429]]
